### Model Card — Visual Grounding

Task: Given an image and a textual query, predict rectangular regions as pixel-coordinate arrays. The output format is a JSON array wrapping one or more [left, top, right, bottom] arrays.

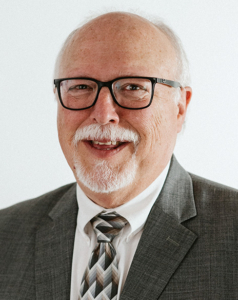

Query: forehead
[[58, 13, 177, 79]]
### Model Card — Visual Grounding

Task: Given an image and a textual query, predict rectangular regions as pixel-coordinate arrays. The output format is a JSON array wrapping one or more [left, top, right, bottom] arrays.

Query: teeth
[[99, 141, 111, 145], [92, 141, 118, 145]]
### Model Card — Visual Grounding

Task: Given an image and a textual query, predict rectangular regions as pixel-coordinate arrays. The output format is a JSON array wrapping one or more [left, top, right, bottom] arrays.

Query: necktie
[[79, 211, 128, 300]]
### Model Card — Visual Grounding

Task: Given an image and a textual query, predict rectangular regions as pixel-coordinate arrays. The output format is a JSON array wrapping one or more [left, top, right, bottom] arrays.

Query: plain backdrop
[[1, 0, 238, 209]]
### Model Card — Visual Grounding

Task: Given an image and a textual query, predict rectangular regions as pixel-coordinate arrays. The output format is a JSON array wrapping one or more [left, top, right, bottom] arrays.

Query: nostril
[[93, 117, 117, 125]]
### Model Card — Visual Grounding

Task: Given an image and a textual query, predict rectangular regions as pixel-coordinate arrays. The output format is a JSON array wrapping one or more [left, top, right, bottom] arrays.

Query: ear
[[176, 86, 192, 133], [53, 86, 59, 103]]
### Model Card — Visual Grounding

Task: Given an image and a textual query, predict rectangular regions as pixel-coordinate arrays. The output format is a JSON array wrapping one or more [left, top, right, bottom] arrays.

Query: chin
[[74, 155, 138, 194]]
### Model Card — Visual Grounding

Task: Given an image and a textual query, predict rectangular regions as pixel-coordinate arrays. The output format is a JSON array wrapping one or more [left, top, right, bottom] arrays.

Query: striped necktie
[[79, 211, 128, 300]]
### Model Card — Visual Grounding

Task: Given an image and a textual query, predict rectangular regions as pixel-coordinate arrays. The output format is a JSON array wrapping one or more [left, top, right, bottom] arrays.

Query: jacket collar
[[155, 155, 197, 222], [35, 183, 78, 300], [120, 155, 197, 300]]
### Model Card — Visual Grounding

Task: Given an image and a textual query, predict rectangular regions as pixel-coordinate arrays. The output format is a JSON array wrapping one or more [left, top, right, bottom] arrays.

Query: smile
[[92, 140, 121, 146], [81, 139, 129, 157], [90, 140, 124, 150]]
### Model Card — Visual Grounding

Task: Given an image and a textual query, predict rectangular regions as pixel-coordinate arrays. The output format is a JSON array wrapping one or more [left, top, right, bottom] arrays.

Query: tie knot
[[91, 211, 128, 243]]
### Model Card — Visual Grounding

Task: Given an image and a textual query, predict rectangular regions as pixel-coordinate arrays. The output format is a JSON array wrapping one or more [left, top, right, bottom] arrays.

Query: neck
[[79, 185, 136, 208], [77, 168, 164, 208]]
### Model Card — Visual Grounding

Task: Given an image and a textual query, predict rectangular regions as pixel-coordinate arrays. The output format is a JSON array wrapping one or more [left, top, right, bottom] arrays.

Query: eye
[[69, 84, 91, 91], [125, 84, 145, 91], [124, 84, 147, 91]]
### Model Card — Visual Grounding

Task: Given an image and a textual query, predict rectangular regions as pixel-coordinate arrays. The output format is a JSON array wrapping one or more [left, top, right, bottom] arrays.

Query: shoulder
[[189, 173, 238, 218], [190, 172, 238, 199], [0, 183, 76, 293], [0, 182, 76, 232]]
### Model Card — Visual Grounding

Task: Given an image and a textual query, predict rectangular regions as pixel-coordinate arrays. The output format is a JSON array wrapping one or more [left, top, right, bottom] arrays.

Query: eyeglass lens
[[59, 78, 152, 109]]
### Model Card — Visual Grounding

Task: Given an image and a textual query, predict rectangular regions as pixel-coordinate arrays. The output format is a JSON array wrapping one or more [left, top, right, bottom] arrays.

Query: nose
[[89, 87, 120, 125]]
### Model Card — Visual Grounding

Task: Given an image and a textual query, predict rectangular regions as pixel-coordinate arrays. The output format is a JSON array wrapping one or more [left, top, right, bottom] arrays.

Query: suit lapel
[[35, 184, 78, 300], [121, 156, 198, 300]]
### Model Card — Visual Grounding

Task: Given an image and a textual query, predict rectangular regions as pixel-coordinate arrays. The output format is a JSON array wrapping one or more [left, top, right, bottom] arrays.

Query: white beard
[[73, 124, 139, 194], [74, 153, 138, 194]]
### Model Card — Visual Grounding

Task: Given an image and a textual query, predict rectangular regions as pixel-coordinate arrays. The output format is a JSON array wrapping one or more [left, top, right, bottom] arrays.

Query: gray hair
[[152, 22, 191, 87], [54, 10, 191, 89]]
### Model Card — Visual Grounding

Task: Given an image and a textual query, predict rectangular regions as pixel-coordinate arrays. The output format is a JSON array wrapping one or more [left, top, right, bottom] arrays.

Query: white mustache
[[73, 124, 140, 146]]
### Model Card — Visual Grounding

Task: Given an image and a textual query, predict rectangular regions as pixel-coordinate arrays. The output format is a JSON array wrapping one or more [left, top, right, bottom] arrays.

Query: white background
[[1, 0, 238, 209]]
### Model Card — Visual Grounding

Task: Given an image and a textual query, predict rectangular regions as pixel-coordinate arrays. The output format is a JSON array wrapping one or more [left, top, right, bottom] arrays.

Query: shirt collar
[[76, 160, 170, 241]]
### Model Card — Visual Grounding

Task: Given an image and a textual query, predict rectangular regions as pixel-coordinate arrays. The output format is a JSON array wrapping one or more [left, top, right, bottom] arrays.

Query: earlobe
[[176, 86, 192, 132]]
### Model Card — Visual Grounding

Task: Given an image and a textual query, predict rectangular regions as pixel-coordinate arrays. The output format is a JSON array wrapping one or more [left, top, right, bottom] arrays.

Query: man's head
[[54, 12, 192, 208]]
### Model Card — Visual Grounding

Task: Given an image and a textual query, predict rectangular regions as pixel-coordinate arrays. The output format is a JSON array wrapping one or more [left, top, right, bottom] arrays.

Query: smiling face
[[55, 12, 191, 208]]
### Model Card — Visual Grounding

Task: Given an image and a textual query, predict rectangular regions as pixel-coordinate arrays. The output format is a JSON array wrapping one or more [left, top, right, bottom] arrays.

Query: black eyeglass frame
[[54, 76, 182, 111]]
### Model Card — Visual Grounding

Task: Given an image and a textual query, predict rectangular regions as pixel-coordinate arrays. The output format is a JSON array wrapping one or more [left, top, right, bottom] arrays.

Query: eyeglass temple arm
[[156, 78, 181, 88], [54, 79, 60, 86]]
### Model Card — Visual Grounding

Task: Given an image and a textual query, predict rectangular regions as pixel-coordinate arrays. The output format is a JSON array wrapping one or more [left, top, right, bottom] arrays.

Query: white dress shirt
[[70, 161, 170, 300]]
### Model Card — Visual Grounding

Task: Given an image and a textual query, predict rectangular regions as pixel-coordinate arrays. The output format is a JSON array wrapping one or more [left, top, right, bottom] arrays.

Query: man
[[1, 11, 238, 300]]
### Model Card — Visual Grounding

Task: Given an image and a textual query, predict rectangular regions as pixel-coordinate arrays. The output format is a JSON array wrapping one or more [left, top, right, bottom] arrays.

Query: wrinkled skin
[[55, 12, 192, 208]]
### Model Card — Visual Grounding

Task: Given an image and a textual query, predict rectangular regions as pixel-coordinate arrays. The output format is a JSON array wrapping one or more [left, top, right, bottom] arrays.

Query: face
[[55, 13, 191, 207]]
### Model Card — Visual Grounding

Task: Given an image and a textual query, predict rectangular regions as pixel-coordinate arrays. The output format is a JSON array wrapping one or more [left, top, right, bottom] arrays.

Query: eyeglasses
[[54, 76, 181, 110]]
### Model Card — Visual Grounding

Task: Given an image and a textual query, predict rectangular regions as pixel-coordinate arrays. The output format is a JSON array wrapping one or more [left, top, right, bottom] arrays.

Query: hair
[[54, 9, 191, 89], [152, 22, 191, 87]]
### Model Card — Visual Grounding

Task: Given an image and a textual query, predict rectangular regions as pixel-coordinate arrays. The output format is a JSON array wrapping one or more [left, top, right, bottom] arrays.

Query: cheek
[[57, 107, 90, 164], [57, 107, 89, 141], [57, 109, 73, 147], [136, 99, 178, 155], [130, 109, 162, 157]]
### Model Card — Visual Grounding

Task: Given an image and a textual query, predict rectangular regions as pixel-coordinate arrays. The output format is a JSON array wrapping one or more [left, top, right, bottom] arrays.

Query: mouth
[[91, 140, 124, 150], [82, 139, 130, 157]]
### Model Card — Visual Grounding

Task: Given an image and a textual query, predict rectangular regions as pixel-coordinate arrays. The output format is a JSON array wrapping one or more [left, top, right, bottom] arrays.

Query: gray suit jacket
[[1, 156, 238, 299]]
